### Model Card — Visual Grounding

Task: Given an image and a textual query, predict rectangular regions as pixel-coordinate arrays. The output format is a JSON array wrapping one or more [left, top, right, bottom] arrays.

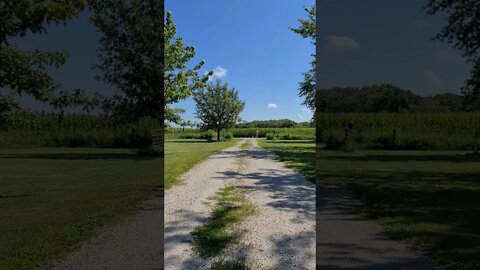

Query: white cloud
[[206, 66, 228, 81], [326, 35, 359, 52], [267, 103, 278, 109], [421, 69, 442, 87], [297, 114, 305, 121]]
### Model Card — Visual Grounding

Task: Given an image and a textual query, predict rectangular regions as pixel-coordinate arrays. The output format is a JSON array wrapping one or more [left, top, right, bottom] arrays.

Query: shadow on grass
[[319, 153, 480, 163], [0, 194, 29, 199], [263, 140, 315, 144], [166, 139, 217, 143], [259, 144, 315, 182], [319, 153, 480, 270], [0, 153, 157, 160]]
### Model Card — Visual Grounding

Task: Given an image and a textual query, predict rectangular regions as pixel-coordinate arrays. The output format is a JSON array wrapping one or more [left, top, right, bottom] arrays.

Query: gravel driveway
[[164, 138, 316, 269]]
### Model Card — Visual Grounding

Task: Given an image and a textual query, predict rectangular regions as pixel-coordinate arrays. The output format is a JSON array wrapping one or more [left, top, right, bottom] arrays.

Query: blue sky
[[9, 0, 471, 118], [166, 0, 315, 123], [317, 0, 471, 96]]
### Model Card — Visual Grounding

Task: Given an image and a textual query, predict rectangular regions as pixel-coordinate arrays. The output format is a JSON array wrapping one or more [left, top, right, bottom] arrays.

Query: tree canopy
[[165, 11, 211, 124], [89, 0, 164, 123], [290, 5, 316, 111], [318, 84, 467, 113], [193, 80, 245, 141], [0, 0, 88, 117], [426, 0, 480, 110]]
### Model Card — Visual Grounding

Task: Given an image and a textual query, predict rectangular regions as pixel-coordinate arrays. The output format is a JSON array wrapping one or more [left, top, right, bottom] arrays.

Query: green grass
[[240, 141, 250, 150], [165, 139, 237, 189], [209, 259, 249, 270], [318, 150, 480, 270], [166, 128, 315, 140], [258, 139, 315, 182], [0, 148, 162, 270], [191, 187, 255, 257]]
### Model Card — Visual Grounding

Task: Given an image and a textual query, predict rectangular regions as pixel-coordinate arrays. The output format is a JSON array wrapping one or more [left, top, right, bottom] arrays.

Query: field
[[319, 150, 480, 270], [0, 115, 161, 149], [166, 127, 315, 141], [164, 139, 238, 188], [318, 113, 480, 150], [0, 148, 162, 270]]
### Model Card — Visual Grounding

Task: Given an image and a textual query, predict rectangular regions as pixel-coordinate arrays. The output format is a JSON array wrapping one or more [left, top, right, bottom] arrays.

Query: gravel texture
[[164, 139, 316, 269]]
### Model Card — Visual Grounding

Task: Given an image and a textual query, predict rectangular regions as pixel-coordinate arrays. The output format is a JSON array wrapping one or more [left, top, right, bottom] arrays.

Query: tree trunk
[[217, 129, 221, 141]]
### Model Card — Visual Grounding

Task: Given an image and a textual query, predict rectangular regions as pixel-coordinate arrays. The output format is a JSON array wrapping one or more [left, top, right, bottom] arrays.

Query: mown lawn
[[0, 148, 162, 270], [258, 139, 315, 182], [319, 150, 480, 270], [165, 139, 238, 188]]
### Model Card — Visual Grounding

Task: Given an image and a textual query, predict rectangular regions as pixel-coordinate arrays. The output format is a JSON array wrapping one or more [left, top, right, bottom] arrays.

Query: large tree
[[290, 5, 316, 111], [89, 0, 164, 123], [0, 0, 88, 115], [165, 11, 212, 124], [193, 80, 244, 141], [425, 0, 480, 110]]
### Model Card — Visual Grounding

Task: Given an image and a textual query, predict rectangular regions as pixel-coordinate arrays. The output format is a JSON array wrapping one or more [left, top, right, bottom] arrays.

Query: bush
[[223, 131, 234, 141]]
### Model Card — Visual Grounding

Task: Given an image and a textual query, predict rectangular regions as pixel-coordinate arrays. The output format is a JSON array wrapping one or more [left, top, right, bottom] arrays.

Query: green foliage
[[235, 119, 312, 128], [0, 1, 90, 112], [193, 80, 245, 141], [0, 114, 162, 149], [318, 85, 478, 113], [49, 89, 101, 124], [426, 0, 480, 110], [164, 11, 211, 124], [89, 0, 164, 123], [318, 113, 480, 150], [167, 127, 315, 141], [290, 5, 316, 110], [223, 130, 233, 141], [209, 260, 249, 270]]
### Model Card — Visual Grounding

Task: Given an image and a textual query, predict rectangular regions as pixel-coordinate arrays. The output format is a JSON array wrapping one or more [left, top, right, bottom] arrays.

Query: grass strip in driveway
[[191, 187, 255, 257], [209, 259, 249, 270]]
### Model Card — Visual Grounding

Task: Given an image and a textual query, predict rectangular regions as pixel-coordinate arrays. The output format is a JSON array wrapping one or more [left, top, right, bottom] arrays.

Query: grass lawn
[[165, 139, 237, 188], [258, 139, 315, 182], [319, 150, 480, 270], [0, 148, 162, 270]]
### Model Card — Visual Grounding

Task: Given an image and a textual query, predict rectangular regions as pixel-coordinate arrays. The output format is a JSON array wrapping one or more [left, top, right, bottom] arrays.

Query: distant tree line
[[236, 119, 313, 129], [318, 84, 471, 113]]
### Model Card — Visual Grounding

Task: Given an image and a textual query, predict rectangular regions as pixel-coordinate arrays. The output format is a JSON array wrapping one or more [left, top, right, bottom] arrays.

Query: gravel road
[[164, 138, 316, 269]]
